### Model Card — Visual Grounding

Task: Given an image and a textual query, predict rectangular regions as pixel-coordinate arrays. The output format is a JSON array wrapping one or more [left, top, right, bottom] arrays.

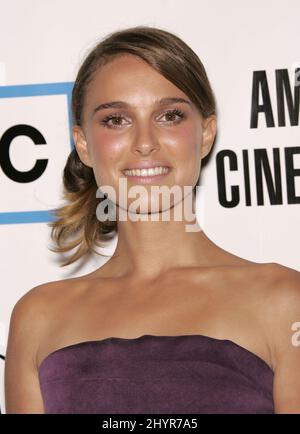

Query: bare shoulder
[[256, 262, 300, 413], [4, 279, 66, 413], [14, 273, 91, 308], [257, 262, 300, 306], [231, 260, 299, 289], [7, 276, 87, 366], [11, 279, 68, 320], [12, 279, 63, 311], [259, 261, 299, 281], [9, 280, 61, 334], [246, 261, 300, 323], [255, 262, 300, 370], [4, 276, 91, 413], [219, 260, 300, 413]]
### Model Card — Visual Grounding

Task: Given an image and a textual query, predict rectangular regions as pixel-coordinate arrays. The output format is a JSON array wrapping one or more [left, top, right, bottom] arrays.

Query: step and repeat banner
[[0, 0, 299, 413]]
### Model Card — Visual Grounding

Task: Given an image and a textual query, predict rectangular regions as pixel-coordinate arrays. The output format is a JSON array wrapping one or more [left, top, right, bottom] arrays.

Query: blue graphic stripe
[[0, 82, 73, 98], [0, 211, 56, 224]]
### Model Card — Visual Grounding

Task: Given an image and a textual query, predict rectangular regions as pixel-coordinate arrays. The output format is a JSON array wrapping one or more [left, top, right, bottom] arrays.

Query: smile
[[123, 166, 170, 177]]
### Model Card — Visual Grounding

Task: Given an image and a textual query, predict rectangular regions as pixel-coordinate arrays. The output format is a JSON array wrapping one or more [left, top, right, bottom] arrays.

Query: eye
[[157, 108, 186, 124], [100, 113, 130, 129]]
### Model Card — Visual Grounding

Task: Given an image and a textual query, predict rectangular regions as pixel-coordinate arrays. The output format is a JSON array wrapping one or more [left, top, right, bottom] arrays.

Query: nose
[[132, 119, 160, 156]]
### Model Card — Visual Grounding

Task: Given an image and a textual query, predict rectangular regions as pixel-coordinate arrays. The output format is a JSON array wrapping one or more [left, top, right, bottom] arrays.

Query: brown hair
[[48, 25, 217, 266]]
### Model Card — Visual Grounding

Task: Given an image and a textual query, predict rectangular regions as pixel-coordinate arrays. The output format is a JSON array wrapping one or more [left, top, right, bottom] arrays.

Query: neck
[[98, 191, 233, 281]]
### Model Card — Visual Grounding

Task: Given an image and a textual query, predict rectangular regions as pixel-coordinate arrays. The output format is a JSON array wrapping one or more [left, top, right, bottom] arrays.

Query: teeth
[[124, 166, 169, 177]]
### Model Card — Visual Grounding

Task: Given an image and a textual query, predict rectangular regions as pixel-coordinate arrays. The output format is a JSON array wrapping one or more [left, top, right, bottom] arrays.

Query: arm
[[267, 265, 300, 413], [4, 285, 49, 413]]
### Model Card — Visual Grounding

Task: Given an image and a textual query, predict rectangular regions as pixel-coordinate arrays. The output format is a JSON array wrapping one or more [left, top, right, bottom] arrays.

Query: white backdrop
[[0, 0, 299, 414]]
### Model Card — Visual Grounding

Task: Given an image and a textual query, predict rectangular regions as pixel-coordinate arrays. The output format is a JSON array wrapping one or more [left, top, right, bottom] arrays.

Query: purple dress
[[38, 334, 274, 414]]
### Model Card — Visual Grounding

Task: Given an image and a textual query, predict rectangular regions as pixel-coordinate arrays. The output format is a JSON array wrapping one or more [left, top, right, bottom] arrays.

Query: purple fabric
[[38, 334, 274, 414]]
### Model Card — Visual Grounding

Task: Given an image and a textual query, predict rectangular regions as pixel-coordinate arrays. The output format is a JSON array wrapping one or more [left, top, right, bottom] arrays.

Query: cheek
[[85, 129, 125, 188], [168, 125, 201, 186], [92, 128, 122, 155], [170, 125, 201, 163]]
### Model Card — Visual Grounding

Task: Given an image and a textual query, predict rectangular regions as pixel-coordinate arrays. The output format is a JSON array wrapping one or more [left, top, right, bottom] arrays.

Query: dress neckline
[[38, 333, 274, 374]]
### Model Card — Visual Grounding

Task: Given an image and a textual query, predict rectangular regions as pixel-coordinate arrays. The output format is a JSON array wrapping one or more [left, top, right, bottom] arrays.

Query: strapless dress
[[38, 334, 274, 414]]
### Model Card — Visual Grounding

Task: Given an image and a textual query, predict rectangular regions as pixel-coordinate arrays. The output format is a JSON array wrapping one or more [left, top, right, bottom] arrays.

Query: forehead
[[84, 54, 188, 108]]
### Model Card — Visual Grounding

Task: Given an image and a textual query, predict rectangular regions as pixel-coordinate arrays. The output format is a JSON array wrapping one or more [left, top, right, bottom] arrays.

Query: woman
[[4, 25, 300, 414]]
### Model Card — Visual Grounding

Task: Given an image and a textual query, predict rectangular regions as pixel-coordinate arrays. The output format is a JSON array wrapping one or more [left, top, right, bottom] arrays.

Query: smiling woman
[[47, 25, 217, 266], [4, 25, 300, 415]]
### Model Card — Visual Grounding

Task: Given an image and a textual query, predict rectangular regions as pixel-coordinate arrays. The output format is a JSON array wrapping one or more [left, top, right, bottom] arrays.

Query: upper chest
[[38, 264, 275, 370]]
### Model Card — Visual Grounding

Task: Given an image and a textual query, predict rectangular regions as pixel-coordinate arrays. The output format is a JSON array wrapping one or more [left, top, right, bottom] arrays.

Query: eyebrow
[[92, 97, 191, 116]]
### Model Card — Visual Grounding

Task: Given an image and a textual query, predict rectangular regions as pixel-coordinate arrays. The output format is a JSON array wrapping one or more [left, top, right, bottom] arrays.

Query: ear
[[72, 125, 93, 167], [200, 115, 217, 159]]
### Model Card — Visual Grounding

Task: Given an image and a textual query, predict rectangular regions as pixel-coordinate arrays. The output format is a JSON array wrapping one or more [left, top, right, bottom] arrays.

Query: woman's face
[[73, 54, 216, 214]]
